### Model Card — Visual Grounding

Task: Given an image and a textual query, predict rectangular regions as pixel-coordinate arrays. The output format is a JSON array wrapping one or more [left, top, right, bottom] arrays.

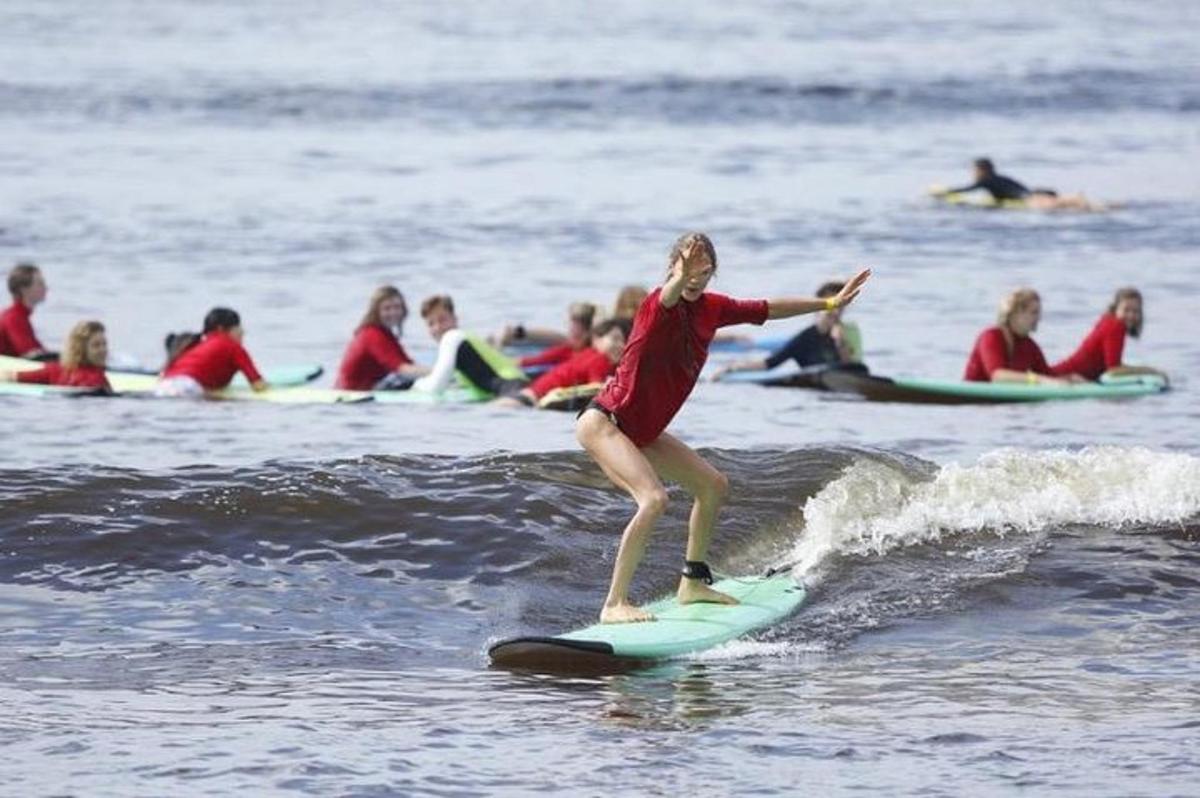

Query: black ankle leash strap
[[681, 560, 714, 585]]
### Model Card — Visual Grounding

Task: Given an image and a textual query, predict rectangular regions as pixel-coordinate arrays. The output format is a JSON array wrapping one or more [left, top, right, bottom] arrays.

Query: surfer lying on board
[[964, 288, 1085, 385], [932, 158, 1103, 211], [156, 307, 268, 397], [334, 285, 429, 391], [413, 294, 529, 397], [576, 232, 870, 624], [493, 301, 598, 371], [494, 318, 629, 408], [0, 320, 110, 391], [1050, 287, 1167, 383], [0, 263, 52, 359], [711, 280, 862, 380]]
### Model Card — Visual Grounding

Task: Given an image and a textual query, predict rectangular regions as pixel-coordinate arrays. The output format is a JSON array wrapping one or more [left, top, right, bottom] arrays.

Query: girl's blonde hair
[[996, 288, 1040, 330], [61, 320, 105, 370], [359, 285, 407, 330]]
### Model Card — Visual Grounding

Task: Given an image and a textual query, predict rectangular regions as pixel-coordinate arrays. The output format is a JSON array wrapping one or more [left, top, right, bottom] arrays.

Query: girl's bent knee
[[640, 488, 669, 516]]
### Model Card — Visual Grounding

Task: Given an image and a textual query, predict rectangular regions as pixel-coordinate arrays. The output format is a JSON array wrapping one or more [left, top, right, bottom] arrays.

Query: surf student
[[712, 280, 863, 379], [0, 320, 110, 391], [935, 158, 1099, 211], [157, 307, 266, 396], [496, 318, 630, 408], [576, 232, 871, 624], [412, 294, 528, 397], [0, 263, 50, 359], [963, 288, 1082, 384], [1049, 287, 1165, 382], [335, 285, 429, 391], [612, 285, 649, 323], [493, 301, 598, 371]]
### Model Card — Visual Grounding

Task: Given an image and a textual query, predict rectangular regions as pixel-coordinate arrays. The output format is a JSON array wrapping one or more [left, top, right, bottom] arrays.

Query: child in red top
[[0, 263, 49, 358], [1050, 287, 1162, 382], [494, 302, 598, 370], [496, 319, 629, 407], [159, 307, 266, 396], [963, 288, 1082, 384], [576, 232, 870, 624], [1, 320, 110, 391], [335, 285, 428, 390]]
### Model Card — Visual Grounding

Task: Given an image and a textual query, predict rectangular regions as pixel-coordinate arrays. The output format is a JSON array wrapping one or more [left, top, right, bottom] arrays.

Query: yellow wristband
[[824, 297, 838, 311], [1026, 371, 1037, 384]]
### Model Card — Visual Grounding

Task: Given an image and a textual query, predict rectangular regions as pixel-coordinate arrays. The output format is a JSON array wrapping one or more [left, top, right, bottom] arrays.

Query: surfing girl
[[0, 320, 110, 390], [335, 285, 429, 390], [157, 307, 266, 396], [576, 232, 870, 623]]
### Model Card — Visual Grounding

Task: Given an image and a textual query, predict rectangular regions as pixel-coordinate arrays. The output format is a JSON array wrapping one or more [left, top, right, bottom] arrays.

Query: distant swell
[[0, 69, 1195, 127]]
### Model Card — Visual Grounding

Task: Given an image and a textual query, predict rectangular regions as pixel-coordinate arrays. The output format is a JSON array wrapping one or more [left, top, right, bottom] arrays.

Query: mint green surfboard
[[489, 573, 806, 673]]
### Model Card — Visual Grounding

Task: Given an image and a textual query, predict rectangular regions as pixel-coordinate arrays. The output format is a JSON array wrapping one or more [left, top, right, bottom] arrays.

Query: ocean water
[[2, 1, 1199, 795]]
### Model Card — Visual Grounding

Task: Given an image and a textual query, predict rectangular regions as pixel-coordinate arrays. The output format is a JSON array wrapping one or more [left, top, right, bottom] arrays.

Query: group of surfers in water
[[0, 230, 1162, 622]]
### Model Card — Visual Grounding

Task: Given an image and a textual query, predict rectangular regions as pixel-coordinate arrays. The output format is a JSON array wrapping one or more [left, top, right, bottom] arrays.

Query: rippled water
[[2, 1, 1199, 794]]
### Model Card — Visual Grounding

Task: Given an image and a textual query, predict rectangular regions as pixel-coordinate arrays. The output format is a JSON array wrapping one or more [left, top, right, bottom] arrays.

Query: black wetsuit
[[765, 325, 842, 370], [947, 173, 1034, 201]]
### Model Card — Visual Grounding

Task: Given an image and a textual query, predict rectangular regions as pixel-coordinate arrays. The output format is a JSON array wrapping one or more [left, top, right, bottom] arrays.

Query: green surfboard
[[489, 573, 806, 673]]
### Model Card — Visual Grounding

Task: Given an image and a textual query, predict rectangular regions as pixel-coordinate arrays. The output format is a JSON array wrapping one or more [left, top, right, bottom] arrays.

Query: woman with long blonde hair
[[963, 289, 1081, 384], [0, 319, 111, 391], [335, 285, 429, 390]]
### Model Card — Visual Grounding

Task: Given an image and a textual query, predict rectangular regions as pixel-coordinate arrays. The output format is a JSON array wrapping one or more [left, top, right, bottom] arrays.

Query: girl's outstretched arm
[[767, 269, 871, 319]]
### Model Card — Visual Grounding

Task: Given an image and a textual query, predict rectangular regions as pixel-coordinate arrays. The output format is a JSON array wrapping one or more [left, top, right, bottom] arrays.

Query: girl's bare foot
[[677, 579, 739, 606], [600, 602, 655, 624]]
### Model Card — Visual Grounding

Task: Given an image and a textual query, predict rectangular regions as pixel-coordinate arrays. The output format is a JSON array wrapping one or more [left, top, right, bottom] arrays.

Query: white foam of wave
[[788, 446, 1200, 579]]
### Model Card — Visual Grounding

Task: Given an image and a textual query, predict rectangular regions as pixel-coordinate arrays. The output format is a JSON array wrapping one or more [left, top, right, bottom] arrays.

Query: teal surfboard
[[489, 573, 806, 673], [822, 369, 1168, 404]]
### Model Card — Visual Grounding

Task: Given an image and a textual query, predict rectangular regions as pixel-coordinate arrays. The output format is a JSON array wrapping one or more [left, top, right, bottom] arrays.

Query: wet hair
[[612, 285, 649, 321], [1107, 286, 1143, 338], [974, 158, 995, 175], [60, 320, 105, 370], [7, 262, 40, 299], [163, 331, 200, 366], [420, 294, 455, 319], [816, 281, 845, 299], [996, 288, 1040, 330], [359, 285, 408, 330], [668, 231, 718, 275], [203, 307, 241, 333], [592, 318, 631, 340]]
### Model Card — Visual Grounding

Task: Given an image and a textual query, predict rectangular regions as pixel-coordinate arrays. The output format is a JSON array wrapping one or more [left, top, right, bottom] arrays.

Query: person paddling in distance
[[576, 232, 871, 624], [963, 288, 1084, 385], [335, 285, 429, 390], [0, 320, 110, 391]]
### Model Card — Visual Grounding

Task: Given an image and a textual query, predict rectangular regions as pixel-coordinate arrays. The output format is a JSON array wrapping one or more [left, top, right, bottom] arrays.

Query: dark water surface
[[2, 1, 1199, 795]]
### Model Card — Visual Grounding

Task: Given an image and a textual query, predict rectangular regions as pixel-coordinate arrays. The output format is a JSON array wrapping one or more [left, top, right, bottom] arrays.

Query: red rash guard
[[595, 288, 769, 447], [963, 327, 1051, 381], [1049, 314, 1125, 381], [17, 362, 109, 390], [0, 302, 44, 356], [519, 342, 576, 369], [335, 324, 413, 390], [162, 331, 263, 389], [529, 347, 614, 399]]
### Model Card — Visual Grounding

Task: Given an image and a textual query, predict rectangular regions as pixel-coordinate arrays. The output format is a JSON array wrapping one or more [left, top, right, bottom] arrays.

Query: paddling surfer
[[157, 307, 267, 396], [933, 158, 1103, 211], [576, 232, 870, 624], [0, 320, 110, 390]]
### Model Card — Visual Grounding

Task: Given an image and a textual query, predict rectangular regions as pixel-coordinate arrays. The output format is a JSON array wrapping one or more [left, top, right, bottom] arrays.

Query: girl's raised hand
[[832, 268, 871, 308]]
